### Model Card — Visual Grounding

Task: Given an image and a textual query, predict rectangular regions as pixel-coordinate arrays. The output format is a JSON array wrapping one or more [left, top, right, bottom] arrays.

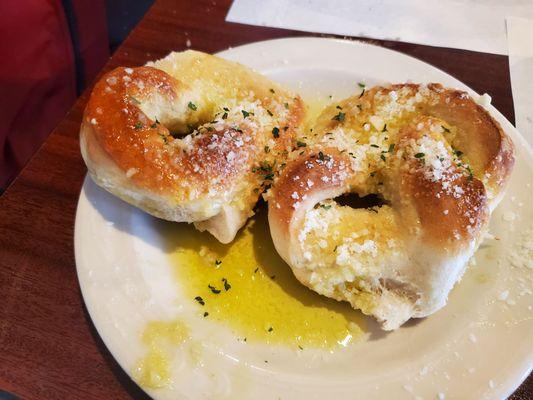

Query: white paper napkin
[[227, 0, 533, 55], [507, 17, 533, 146]]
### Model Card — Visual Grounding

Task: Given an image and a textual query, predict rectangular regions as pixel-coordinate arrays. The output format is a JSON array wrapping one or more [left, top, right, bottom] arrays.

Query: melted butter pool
[[163, 205, 366, 349], [133, 320, 190, 389]]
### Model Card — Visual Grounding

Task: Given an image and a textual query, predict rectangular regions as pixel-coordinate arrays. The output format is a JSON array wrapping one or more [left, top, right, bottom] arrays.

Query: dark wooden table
[[0, 0, 530, 398]]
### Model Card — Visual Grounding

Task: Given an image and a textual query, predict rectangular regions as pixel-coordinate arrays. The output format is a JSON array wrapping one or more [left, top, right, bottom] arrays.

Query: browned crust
[[393, 116, 489, 246], [82, 65, 304, 203], [422, 83, 515, 195], [384, 83, 514, 198], [405, 169, 488, 246], [269, 149, 351, 236], [84, 67, 187, 194]]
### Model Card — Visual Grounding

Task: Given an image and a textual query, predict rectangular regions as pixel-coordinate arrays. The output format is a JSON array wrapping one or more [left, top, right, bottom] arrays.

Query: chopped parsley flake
[[318, 151, 328, 161], [267, 109, 273, 116], [267, 327, 273, 332], [358, 82, 366, 88], [380, 154, 386, 162], [388, 143, 395, 153], [332, 112, 345, 122], [242, 110, 251, 118], [203, 312, 209, 317], [222, 278, 231, 291], [441, 125, 450, 133], [414, 152, 425, 158], [321, 204, 331, 210], [264, 145, 270, 153], [272, 127, 280, 138], [208, 284, 221, 294], [382, 124, 388, 132], [296, 140, 307, 148], [194, 296, 205, 305], [188, 101, 197, 111], [222, 112, 228, 119], [134, 122, 143, 130], [370, 144, 379, 148], [215, 259, 222, 266], [284, 102, 289, 109], [269, 88, 275, 93]]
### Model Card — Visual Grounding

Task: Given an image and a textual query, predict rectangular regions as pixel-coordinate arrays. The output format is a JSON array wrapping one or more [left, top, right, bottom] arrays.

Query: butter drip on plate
[[133, 320, 190, 389], [166, 205, 365, 349]]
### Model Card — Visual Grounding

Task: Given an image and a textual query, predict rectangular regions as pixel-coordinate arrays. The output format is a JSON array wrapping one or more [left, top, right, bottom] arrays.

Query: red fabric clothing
[[69, 0, 110, 89], [0, 0, 108, 190]]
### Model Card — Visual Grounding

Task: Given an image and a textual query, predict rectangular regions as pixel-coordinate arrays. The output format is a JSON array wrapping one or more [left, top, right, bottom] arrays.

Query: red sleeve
[[0, 0, 108, 190]]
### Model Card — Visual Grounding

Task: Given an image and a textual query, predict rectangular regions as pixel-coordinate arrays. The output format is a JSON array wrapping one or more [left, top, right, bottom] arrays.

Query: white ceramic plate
[[75, 38, 533, 399]]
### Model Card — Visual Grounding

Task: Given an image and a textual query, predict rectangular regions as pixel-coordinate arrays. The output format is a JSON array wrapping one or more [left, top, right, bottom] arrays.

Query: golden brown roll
[[268, 83, 514, 330], [80, 50, 304, 243]]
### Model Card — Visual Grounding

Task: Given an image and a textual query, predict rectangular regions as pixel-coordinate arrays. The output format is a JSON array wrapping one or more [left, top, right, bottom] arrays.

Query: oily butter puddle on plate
[[133, 320, 190, 388], [166, 205, 366, 348]]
